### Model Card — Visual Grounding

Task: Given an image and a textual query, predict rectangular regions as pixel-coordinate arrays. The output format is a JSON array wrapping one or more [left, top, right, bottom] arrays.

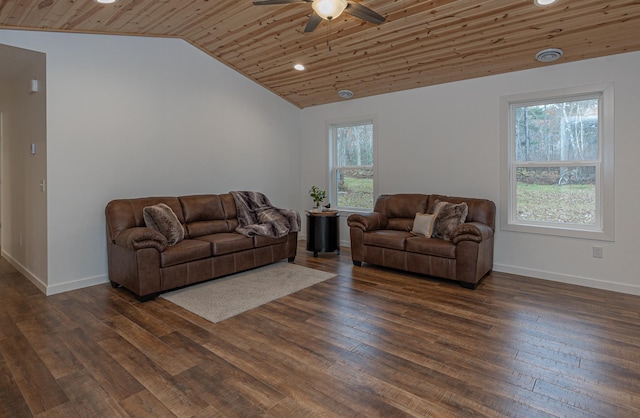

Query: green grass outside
[[516, 182, 596, 224], [338, 177, 374, 209]]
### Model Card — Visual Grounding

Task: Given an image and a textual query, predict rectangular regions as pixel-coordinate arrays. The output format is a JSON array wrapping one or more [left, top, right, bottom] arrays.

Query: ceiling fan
[[253, 0, 386, 33]]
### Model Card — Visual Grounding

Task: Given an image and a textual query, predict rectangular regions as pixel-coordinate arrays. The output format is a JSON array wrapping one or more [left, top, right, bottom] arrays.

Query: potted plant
[[309, 185, 326, 212]]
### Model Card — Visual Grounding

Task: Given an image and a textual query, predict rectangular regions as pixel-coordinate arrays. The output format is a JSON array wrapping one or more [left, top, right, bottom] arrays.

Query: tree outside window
[[331, 119, 375, 210]]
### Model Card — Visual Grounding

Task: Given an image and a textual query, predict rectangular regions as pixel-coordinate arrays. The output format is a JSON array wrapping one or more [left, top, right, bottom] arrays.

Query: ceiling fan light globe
[[312, 0, 347, 20]]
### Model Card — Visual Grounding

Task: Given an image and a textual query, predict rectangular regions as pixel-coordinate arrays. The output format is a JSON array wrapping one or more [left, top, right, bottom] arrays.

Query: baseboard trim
[[46, 274, 109, 296], [493, 263, 640, 296], [1, 250, 109, 296], [1, 250, 47, 294]]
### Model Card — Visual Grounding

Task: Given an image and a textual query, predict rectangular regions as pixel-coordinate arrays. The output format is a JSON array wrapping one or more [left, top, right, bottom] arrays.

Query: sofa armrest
[[451, 222, 493, 244], [114, 227, 168, 252], [347, 212, 388, 231]]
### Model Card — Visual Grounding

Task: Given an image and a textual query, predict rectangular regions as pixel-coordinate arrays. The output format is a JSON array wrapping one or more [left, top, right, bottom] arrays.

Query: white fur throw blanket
[[230, 191, 300, 238]]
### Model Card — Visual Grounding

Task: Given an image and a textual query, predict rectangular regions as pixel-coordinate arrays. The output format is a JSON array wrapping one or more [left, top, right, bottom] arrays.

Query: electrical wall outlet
[[593, 246, 603, 258]]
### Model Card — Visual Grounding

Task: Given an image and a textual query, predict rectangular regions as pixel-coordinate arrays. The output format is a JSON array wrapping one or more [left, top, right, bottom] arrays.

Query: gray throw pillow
[[411, 212, 437, 237], [432, 200, 468, 240], [143, 203, 185, 246]]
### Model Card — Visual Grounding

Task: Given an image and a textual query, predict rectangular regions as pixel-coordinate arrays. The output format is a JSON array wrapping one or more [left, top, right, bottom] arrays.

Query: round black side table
[[305, 210, 340, 257]]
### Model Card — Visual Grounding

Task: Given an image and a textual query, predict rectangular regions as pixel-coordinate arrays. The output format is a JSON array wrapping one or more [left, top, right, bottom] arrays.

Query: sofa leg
[[288, 256, 296, 263], [353, 260, 362, 266], [459, 281, 477, 290], [109, 280, 120, 289], [136, 293, 159, 302]]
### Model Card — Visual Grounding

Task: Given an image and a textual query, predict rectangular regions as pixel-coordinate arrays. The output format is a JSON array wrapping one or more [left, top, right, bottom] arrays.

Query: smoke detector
[[338, 89, 354, 99], [535, 48, 564, 63]]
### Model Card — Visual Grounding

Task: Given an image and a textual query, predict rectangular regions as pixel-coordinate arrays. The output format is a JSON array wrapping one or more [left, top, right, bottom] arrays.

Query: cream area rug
[[161, 261, 336, 323]]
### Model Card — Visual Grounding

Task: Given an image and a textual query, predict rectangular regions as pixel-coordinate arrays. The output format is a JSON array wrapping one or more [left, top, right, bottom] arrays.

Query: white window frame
[[328, 116, 378, 212], [500, 83, 614, 241]]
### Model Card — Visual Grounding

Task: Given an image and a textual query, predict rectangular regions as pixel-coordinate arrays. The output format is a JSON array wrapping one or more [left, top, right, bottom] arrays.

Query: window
[[500, 84, 614, 240], [329, 118, 376, 211]]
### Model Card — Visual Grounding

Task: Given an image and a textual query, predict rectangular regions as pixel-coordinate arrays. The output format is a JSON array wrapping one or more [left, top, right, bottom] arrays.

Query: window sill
[[501, 222, 614, 242]]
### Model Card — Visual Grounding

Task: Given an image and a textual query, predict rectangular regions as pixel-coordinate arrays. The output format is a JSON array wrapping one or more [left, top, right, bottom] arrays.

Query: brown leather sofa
[[105, 194, 298, 301], [347, 194, 495, 289]]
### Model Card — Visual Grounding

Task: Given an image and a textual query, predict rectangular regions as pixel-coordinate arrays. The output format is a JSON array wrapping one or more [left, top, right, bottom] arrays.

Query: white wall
[[0, 44, 47, 292], [0, 30, 301, 294], [301, 51, 640, 295]]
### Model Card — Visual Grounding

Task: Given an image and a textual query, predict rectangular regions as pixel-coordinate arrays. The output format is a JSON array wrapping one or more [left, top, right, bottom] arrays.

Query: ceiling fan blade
[[345, 1, 386, 25], [253, 0, 309, 5], [304, 12, 323, 33]]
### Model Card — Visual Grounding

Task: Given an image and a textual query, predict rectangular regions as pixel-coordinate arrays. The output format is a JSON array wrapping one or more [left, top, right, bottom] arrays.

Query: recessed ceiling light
[[338, 89, 354, 99], [95, 0, 118, 4], [535, 48, 564, 62], [534, 0, 558, 6], [294, 64, 306, 71]]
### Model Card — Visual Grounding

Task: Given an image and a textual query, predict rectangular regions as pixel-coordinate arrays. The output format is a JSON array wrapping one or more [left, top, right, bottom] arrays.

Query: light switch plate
[[593, 246, 603, 258]]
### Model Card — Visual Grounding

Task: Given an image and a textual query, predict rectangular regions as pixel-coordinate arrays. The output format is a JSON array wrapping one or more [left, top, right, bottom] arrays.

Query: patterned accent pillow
[[143, 203, 185, 246], [411, 213, 437, 237], [432, 200, 468, 240]]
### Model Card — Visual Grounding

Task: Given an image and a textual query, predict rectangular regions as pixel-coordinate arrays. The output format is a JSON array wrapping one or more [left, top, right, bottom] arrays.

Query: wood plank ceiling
[[1, 0, 639, 108]]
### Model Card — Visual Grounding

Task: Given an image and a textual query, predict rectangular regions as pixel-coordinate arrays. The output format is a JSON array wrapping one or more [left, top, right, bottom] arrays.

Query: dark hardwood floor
[[2, 242, 640, 417]]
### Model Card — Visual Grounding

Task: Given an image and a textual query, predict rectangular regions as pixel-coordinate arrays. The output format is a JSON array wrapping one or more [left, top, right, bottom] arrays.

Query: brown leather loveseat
[[347, 194, 495, 289], [105, 193, 298, 301]]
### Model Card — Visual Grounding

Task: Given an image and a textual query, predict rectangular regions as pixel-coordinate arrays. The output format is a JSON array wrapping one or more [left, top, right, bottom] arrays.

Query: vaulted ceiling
[[1, 1, 639, 108]]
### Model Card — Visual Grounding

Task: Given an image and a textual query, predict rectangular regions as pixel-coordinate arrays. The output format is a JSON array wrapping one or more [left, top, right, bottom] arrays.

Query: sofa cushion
[[432, 200, 468, 241], [143, 203, 185, 245], [160, 239, 212, 267], [374, 194, 428, 219], [180, 194, 235, 238], [363, 230, 412, 251], [254, 234, 288, 248], [405, 236, 456, 259], [219, 194, 238, 219], [411, 213, 436, 237], [187, 220, 232, 238], [106, 197, 184, 241], [180, 194, 226, 222], [195, 233, 254, 256], [387, 218, 414, 231]]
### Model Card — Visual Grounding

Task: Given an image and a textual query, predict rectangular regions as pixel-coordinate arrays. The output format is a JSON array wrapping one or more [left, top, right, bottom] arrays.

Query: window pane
[[514, 98, 599, 162], [333, 120, 374, 210], [336, 168, 374, 209], [502, 84, 613, 240], [336, 123, 373, 167], [515, 166, 596, 225]]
